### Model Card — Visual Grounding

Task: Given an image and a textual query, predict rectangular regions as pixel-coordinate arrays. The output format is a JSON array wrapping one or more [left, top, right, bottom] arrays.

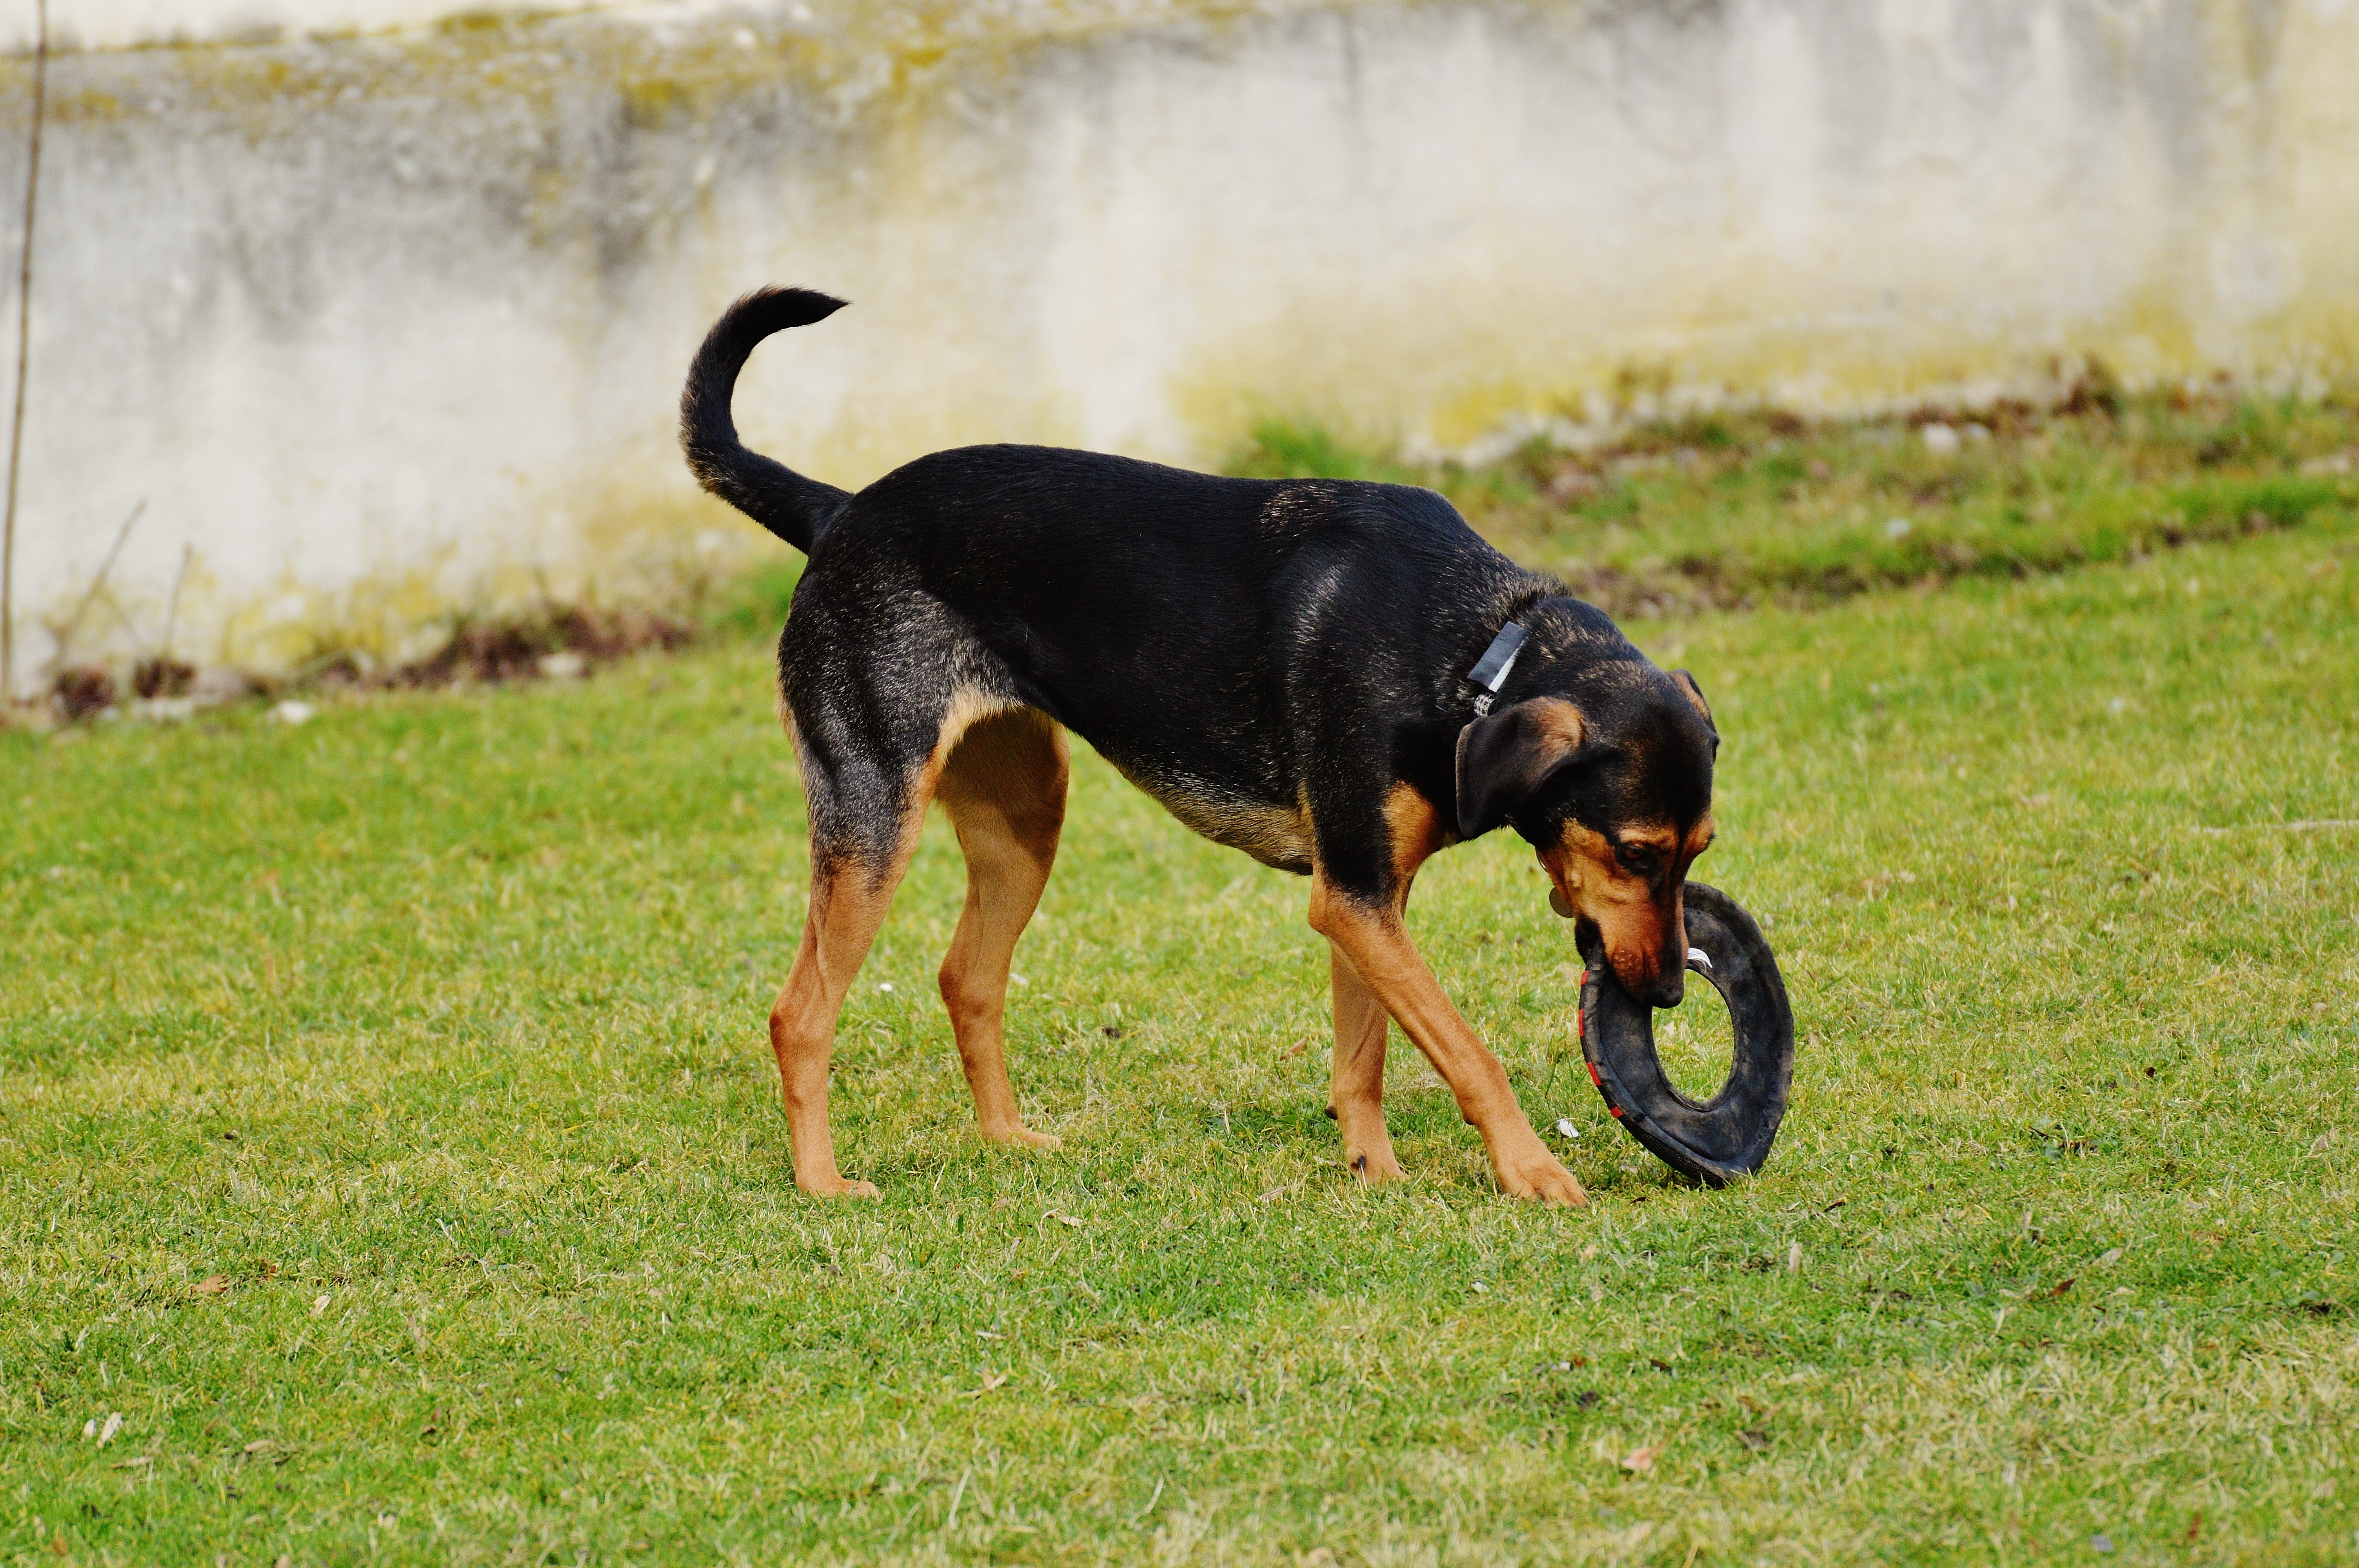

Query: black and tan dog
[[681, 288, 1719, 1205]]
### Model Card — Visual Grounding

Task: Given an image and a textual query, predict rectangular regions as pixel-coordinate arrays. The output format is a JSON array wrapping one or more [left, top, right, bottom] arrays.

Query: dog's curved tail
[[680, 286, 851, 553]]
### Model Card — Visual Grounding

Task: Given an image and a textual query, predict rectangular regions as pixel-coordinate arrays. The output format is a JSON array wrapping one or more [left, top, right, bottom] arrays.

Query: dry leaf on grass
[[191, 1275, 230, 1296], [1621, 1443, 1663, 1473]]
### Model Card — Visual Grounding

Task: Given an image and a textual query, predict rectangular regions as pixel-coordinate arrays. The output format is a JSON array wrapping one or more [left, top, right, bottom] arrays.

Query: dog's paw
[[1347, 1146, 1407, 1184], [1496, 1151, 1588, 1207], [800, 1174, 883, 1200], [984, 1123, 1063, 1151]]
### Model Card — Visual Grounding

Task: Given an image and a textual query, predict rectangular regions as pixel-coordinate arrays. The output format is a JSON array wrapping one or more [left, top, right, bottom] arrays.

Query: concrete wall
[[4, 0, 2356, 686]]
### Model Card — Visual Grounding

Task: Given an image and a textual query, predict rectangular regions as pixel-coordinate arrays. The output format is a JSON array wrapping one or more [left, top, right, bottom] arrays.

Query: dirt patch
[[52, 666, 116, 722], [375, 604, 696, 689], [16, 602, 701, 728]]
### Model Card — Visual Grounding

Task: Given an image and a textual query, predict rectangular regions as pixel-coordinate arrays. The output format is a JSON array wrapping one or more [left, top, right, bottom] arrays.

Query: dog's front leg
[[1310, 877, 1586, 1207], [1329, 942, 1408, 1183]]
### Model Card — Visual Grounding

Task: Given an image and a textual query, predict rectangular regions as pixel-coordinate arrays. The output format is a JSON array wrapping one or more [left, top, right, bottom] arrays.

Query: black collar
[[1465, 621, 1528, 717]]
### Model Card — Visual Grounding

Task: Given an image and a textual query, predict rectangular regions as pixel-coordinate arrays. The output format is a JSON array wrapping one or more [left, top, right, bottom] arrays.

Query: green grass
[[4, 508, 2358, 1562], [1230, 396, 2359, 616]]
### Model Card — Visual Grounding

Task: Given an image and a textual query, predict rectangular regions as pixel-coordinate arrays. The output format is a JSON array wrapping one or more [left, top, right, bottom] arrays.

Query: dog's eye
[[1613, 842, 1663, 873]]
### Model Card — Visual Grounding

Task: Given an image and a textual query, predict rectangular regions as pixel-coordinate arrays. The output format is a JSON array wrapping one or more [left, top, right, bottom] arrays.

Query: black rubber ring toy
[[1577, 882, 1795, 1187]]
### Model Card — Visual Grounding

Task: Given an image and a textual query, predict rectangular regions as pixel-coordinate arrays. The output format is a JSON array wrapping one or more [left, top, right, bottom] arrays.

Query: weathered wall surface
[[4, 0, 2355, 684]]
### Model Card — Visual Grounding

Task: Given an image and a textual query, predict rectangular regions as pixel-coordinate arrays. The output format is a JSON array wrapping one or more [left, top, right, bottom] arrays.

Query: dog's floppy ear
[[1455, 698, 1588, 839], [1671, 669, 1712, 724], [1670, 668, 1719, 755]]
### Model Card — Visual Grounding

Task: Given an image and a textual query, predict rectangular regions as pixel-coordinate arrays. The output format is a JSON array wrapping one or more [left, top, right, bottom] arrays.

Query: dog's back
[[792, 441, 1523, 851], [680, 298, 1529, 823]]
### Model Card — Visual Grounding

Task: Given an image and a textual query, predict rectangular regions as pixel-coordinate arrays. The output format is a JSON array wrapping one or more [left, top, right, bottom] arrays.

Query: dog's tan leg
[[771, 699, 1000, 1198], [1329, 941, 1407, 1183], [771, 847, 918, 1198], [935, 709, 1067, 1148], [1310, 878, 1586, 1207]]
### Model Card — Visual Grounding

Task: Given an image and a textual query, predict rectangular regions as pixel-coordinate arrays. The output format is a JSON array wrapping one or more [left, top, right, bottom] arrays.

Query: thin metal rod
[[0, 0, 46, 701]]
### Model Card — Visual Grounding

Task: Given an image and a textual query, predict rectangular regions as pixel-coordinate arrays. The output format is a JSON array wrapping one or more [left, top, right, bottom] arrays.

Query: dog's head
[[1455, 642, 1717, 1007]]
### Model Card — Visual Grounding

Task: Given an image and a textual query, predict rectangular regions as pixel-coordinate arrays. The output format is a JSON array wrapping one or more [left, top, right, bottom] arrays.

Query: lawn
[[4, 441, 2357, 1563], [1231, 391, 2358, 617]]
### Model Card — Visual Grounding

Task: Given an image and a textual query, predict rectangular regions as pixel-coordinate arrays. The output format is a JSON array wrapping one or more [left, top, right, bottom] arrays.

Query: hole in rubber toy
[[1654, 977, 1736, 1105]]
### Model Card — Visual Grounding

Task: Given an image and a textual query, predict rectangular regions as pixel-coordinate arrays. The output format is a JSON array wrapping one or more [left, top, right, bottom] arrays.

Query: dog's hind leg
[[771, 829, 925, 1198], [771, 689, 997, 1197], [935, 708, 1068, 1149], [1329, 942, 1408, 1183]]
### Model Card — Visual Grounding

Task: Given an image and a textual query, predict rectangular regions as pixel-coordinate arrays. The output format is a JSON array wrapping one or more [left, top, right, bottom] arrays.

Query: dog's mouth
[[1562, 909, 1688, 1006], [1568, 912, 1604, 968]]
